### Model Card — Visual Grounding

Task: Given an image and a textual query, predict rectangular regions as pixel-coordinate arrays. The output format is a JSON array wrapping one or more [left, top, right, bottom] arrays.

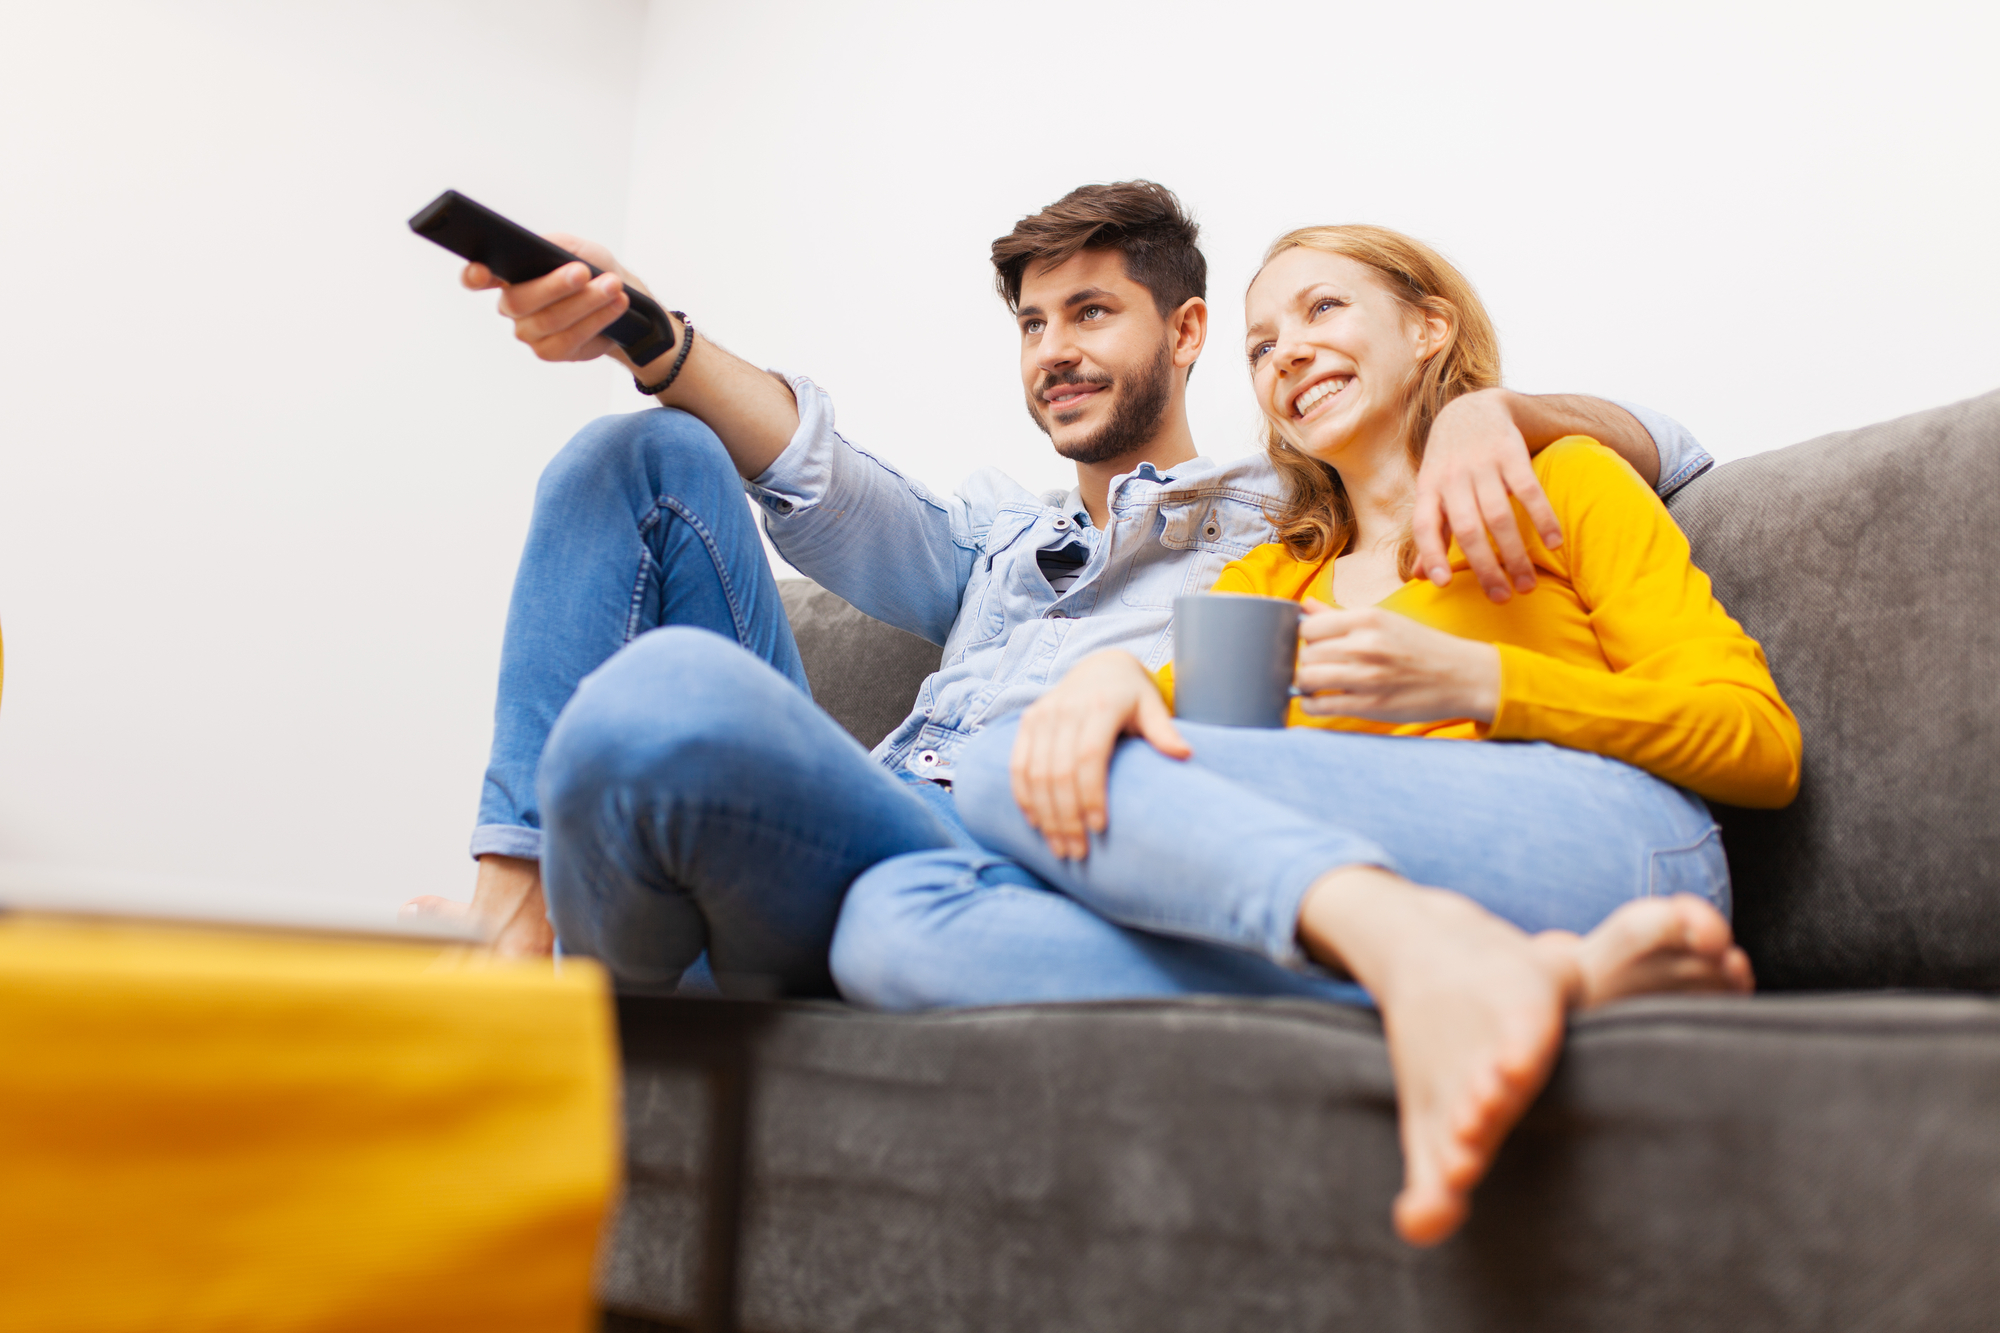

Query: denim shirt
[[748, 376, 1712, 784]]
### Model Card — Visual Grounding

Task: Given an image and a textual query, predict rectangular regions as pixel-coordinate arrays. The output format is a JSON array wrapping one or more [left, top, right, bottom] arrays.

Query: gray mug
[[1172, 593, 1301, 728]]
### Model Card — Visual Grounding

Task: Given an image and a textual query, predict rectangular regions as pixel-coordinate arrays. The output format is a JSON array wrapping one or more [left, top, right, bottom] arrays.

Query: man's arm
[[464, 234, 797, 477], [464, 234, 980, 645], [1413, 389, 1664, 603]]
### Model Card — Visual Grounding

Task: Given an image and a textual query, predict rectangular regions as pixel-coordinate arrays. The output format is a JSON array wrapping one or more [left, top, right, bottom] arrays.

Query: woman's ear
[[1172, 297, 1207, 371], [1414, 300, 1453, 362]]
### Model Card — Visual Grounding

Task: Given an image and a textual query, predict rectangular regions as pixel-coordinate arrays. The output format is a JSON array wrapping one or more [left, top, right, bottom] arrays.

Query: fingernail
[[1514, 575, 1535, 593], [1545, 533, 1563, 549], [1429, 566, 1450, 586], [1489, 586, 1511, 603]]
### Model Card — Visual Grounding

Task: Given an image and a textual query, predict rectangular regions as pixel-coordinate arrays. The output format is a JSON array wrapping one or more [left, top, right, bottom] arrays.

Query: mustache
[[1037, 370, 1113, 402]]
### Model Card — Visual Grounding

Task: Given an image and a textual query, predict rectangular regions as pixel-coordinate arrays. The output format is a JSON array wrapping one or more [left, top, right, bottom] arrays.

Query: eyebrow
[[1245, 284, 1340, 342], [1018, 287, 1118, 321]]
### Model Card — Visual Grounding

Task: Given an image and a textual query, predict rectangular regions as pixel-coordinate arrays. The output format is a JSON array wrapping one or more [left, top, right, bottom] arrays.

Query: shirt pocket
[[943, 510, 1039, 660], [1119, 494, 1268, 608]]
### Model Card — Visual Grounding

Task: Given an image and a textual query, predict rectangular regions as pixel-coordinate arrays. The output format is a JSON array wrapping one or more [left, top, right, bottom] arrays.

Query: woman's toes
[[1667, 893, 1733, 958], [1577, 895, 1753, 1006], [1722, 945, 1756, 992], [1393, 1175, 1471, 1248]]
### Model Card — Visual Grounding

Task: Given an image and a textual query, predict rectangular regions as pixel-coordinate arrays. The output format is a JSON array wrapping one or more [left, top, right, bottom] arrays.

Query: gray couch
[[602, 390, 2000, 1332]]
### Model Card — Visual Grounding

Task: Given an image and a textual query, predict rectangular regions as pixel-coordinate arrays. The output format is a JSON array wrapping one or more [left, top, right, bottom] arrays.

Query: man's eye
[[1081, 306, 1105, 320], [1024, 319, 1045, 335]]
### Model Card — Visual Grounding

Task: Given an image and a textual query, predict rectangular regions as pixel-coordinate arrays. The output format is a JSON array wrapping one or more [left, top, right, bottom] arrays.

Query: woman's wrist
[[1460, 640, 1502, 723]]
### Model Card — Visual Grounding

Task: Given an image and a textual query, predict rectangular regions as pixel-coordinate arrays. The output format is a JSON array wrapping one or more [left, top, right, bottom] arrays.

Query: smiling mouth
[[1045, 384, 1106, 411], [1292, 376, 1353, 420]]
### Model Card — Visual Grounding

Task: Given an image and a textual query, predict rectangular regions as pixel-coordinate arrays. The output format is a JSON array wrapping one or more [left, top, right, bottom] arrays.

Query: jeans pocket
[[1648, 824, 1731, 919]]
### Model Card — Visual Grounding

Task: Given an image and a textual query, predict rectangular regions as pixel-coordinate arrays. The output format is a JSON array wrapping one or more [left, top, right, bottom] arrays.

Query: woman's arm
[[1486, 441, 1801, 808]]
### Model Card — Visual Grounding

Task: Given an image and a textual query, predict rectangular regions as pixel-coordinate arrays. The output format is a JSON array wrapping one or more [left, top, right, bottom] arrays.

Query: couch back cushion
[[1668, 389, 2000, 990], [778, 580, 941, 751]]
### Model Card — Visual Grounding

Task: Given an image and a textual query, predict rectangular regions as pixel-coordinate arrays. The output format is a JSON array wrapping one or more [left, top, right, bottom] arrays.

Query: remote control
[[408, 189, 675, 367]]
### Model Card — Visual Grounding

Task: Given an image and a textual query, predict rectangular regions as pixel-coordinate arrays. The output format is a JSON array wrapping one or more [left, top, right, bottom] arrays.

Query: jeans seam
[[1646, 824, 1728, 908], [629, 494, 756, 649]]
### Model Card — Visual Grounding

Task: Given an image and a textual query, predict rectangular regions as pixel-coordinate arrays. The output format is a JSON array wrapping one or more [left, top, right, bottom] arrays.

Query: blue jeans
[[831, 719, 1727, 1010], [473, 408, 954, 994]]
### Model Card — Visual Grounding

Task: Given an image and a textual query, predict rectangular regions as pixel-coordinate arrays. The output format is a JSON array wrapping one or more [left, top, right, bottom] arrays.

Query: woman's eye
[[1249, 342, 1273, 363], [1313, 298, 1343, 317]]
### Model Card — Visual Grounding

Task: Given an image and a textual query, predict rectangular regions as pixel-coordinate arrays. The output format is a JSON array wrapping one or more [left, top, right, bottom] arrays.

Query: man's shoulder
[[1165, 453, 1283, 499], [954, 465, 1044, 514]]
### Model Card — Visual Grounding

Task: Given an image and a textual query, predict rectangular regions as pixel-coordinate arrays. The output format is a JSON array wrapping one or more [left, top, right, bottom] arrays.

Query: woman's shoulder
[[1215, 542, 1324, 601], [1530, 436, 1661, 509]]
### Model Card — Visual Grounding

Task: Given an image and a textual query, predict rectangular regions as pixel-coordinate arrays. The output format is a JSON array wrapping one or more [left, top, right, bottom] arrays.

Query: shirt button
[[1053, 516, 1071, 531], [1047, 608, 1068, 619], [915, 749, 940, 769]]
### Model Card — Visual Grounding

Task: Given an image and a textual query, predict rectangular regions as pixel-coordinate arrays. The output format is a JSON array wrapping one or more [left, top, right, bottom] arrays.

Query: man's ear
[[1171, 297, 1207, 371]]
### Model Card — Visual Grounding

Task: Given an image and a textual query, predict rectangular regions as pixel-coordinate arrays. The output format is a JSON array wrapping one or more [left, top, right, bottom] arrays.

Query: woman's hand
[[1295, 597, 1501, 724], [1010, 650, 1192, 860]]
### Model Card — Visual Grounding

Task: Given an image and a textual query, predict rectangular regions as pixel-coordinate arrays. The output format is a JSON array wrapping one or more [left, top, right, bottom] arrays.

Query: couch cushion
[[604, 992, 2000, 1332], [777, 580, 940, 751], [1668, 388, 2000, 990]]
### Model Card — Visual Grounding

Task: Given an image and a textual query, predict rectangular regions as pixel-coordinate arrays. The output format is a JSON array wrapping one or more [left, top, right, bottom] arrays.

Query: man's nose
[[1036, 323, 1081, 374]]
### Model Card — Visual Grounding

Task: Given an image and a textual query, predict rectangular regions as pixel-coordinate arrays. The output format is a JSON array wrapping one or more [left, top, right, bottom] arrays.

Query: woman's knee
[[536, 407, 732, 509], [951, 719, 1022, 839]]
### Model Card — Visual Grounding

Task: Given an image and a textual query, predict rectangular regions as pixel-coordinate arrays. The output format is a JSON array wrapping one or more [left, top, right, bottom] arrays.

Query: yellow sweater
[[1159, 438, 1800, 809]]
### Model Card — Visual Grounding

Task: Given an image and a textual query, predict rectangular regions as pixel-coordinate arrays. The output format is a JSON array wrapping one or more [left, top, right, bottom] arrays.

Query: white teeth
[[1294, 378, 1348, 417]]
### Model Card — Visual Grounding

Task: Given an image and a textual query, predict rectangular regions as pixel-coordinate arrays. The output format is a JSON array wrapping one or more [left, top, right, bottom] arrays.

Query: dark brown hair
[[991, 181, 1205, 318], [1256, 224, 1501, 576]]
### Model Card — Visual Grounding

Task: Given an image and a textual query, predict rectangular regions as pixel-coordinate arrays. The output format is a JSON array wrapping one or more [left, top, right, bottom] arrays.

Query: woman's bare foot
[[1297, 867, 1582, 1247], [1570, 894, 1753, 1007], [400, 854, 555, 958]]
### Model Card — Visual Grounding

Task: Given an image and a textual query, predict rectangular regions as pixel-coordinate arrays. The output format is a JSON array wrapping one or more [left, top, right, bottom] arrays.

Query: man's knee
[[536, 407, 732, 509], [540, 627, 789, 807]]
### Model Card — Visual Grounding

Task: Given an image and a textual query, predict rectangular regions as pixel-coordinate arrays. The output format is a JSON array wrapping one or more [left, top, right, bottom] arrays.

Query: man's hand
[[461, 233, 678, 382], [400, 854, 554, 958], [1010, 650, 1192, 860], [1413, 388, 1562, 604], [1294, 598, 1500, 724]]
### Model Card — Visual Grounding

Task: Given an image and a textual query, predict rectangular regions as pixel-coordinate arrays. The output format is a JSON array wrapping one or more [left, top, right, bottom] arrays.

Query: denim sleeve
[[1611, 400, 1715, 499], [746, 374, 983, 646]]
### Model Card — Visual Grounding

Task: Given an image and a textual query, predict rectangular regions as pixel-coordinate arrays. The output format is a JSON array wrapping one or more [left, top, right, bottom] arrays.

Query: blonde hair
[[1255, 225, 1501, 577]]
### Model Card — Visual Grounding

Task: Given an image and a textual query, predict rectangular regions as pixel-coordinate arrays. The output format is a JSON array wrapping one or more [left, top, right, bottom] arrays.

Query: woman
[[931, 225, 1800, 1245]]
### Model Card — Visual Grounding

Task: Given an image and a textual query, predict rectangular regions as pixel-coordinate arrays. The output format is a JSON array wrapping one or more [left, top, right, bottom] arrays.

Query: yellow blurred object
[[0, 914, 620, 1333]]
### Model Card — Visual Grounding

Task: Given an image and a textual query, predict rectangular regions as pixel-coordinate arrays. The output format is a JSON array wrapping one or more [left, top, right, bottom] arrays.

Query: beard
[[1027, 340, 1174, 467]]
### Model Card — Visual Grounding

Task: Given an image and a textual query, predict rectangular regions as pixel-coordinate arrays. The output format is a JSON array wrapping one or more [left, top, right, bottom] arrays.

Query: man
[[414, 181, 1712, 999]]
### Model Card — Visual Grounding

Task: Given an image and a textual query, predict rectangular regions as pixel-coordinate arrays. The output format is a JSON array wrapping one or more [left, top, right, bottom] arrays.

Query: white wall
[[0, 1, 647, 914], [630, 0, 2000, 494], [3, 0, 1996, 918]]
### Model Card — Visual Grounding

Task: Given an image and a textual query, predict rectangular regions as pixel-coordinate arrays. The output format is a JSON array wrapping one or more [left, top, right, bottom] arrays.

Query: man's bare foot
[[1570, 894, 1753, 1008], [400, 854, 555, 958], [1297, 867, 1582, 1247]]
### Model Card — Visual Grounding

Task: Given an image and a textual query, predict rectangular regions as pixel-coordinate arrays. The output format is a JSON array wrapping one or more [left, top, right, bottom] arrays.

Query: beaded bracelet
[[633, 312, 694, 395]]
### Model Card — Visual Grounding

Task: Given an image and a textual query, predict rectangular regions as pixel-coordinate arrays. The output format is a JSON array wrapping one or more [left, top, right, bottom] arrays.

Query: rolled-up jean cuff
[[1257, 837, 1401, 969], [469, 823, 544, 863]]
